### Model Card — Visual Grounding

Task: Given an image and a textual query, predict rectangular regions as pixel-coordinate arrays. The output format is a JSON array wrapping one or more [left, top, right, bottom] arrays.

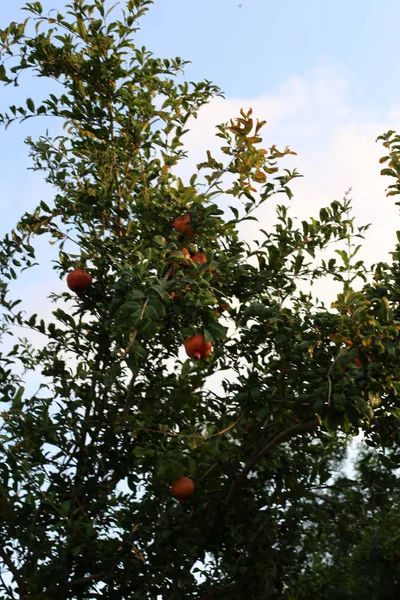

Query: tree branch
[[304, 488, 340, 505], [224, 419, 318, 506], [121, 372, 137, 418], [67, 572, 105, 587], [45, 572, 106, 596], [0, 546, 26, 599], [0, 573, 16, 600]]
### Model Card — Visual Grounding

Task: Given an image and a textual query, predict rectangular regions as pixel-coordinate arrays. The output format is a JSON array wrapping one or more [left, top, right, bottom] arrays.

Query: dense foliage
[[1, 1, 400, 598]]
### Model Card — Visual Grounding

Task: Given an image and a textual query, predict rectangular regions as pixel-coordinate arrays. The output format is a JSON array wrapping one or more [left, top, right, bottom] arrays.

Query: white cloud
[[176, 64, 400, 305]]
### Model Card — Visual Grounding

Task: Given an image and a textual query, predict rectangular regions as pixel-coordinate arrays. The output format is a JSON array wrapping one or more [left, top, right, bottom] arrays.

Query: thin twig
[[43, 137, 84, 189], [131, 420, 239, 442], [196, 463, 219, 485], [121, 373, 137, 418], [1, 443, 93, 544], [234, 511, 271, 569], [22, 501, 41, 583], [119, 297, 150, 360], [0, 319, 47, 334], [269, 398, 310, 407], [327, 352, 343, 406], [119, 264, 174, 362]]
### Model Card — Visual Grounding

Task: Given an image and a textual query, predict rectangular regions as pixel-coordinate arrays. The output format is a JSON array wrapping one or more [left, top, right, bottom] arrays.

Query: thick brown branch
[[225, 419, 318, 506], [67, 572, 105, 587], [0, 546, 26, 598], [304, 489, 340, 505], [45, 572, 106, 597]]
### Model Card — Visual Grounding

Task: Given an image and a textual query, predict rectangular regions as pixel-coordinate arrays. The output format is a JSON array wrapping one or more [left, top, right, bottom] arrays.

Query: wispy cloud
[[177, 64, 400, 302]]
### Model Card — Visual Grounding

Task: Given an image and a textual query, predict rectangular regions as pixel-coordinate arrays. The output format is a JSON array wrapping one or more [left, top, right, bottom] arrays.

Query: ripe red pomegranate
[[66, 269, 93, 294], [184, 334, 212, 360], [171, 476, 195, 503], [354, 357, 362, 367], [192, 253, 207, 265], [173, 213, 194, 237]]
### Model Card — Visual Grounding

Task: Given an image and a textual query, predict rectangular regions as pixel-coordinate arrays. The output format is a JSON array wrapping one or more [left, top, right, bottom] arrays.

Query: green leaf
[[354, 397, 372, 418], [204, 321, 227, 340], [131, 341, 147, 360], [187, 456, 196, 475], [153, 235, 166, 247], [0, 64, 10, 82], [13, 386, 25, 407], [149, 284, 169, 301], [26, 97, 35, 112], [293, 252, 304, 274], [229, 206, 239, 219]]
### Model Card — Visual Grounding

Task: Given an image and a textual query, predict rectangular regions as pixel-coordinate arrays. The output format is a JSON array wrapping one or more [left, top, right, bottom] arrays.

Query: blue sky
[[2, 0, 400, 393], [135, 0, 400, 113], [3, 0, 400, 119]]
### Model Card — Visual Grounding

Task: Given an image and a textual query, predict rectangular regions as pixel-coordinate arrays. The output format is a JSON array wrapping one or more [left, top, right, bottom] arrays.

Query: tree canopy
[[1, 1, 400, 598]]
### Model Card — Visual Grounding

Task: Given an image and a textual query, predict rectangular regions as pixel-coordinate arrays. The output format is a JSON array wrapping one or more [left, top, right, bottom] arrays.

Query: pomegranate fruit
[[173, 213, 194, 237], [67, 269, 93, 294], [184, 334, 212, 360], [354, 357, 362, 367], [171, 476, 195, 502], [192, 253, 207, 265]]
